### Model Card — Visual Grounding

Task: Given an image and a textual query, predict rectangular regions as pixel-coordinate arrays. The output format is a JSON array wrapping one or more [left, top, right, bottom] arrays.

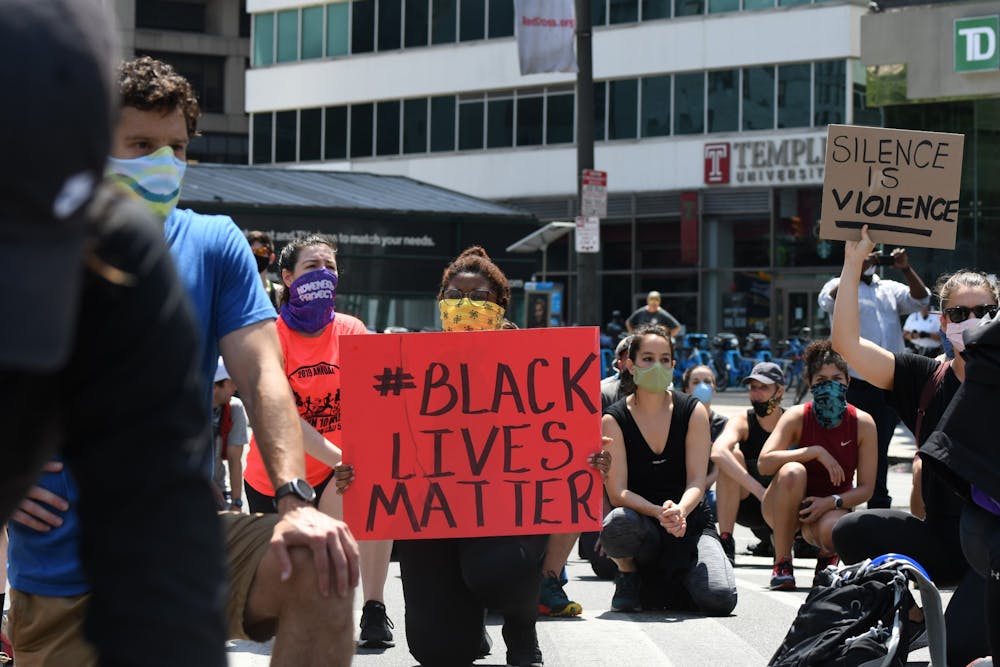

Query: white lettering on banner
[[704, 144, 728, 184], [959, 26, 997, 61], [704, 135, 828, 187], [258, 230, 438, 249]]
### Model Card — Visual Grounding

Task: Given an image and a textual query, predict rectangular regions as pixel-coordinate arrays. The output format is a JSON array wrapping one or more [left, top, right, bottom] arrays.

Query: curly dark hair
[[803, 339, 848, 384], [118, 56, 200, 137], [276, 234, 337, 308], [437, 246, 511, 311]]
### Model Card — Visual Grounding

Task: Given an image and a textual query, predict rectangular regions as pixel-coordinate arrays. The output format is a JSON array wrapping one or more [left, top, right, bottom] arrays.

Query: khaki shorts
[[8, 590, 97, 667], [220, 510, 280, 641]]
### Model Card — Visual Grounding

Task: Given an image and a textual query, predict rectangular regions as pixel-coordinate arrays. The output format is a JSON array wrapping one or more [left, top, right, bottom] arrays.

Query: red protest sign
[[338, 327, 604, 541]]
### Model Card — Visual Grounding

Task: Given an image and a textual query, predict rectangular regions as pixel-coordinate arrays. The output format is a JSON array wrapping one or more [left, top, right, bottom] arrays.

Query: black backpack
[[768, 554, 946, 667]]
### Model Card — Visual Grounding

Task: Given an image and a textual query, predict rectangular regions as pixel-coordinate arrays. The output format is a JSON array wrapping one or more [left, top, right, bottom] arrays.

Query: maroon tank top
[[799, 402, 859, 497]]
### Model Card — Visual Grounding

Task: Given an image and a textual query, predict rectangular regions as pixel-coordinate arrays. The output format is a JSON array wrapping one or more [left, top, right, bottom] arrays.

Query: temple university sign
[[704, 133, 827, 187]]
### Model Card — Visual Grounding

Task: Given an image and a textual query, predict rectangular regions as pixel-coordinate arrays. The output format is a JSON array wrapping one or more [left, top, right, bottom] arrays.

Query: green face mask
[[632, 361, 672, 393]]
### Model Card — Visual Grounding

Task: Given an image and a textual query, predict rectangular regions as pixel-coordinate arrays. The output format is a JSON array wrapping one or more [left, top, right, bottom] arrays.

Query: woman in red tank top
[[758, 340, 877, 591]]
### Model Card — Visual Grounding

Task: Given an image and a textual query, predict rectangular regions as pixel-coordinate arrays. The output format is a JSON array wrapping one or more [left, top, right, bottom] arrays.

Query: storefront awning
[[506, 221, 574, 253]]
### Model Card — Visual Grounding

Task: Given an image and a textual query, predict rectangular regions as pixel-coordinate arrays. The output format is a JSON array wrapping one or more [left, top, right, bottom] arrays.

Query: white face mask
[[946, 318, 982, 353], [862, 265, 877, 277]]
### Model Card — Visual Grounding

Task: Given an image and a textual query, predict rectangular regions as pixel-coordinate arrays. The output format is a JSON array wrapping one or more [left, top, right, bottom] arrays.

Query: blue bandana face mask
[[811, 380, 848, 429], [105, 146, 187, 223], [280, 268, 337, 334]]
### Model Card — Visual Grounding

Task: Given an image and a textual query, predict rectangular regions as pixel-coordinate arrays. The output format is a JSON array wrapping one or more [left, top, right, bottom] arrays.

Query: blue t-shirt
[[8, 208, 274, 596]]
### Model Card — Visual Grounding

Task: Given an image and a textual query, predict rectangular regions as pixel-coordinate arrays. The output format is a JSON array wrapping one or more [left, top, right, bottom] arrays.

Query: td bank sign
[[955, 16, 999, 73]]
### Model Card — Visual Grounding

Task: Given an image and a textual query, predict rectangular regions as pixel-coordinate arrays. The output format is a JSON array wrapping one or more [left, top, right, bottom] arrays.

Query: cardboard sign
[[819, 125, 965, 249], [338, 327, 604, 540]]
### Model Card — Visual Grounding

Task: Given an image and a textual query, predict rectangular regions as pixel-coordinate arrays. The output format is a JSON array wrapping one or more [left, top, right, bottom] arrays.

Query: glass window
[[487, 98, 514, 148], [674, 0, 703, 16], [376, 101, 400, 155], [592, 0, 607, 25], [814, 60, 845, 126], [431, 95, 456, 151], [489, 0, 514, 37], [276, 9, 299, 62], [778, 63, 811, 128], [301, 6, 323, 59], [139, 50, 226, 113], [460, 0, 485, 41], [350, 103, 374, 157], [137, 0, 207, 31], [458, 100, 484, 149], [641, 75, 670, 137], [546, 93, 574, 144], [327, 3, 349, 56], [300, 108, 322, 161], [594, 81, 606, 141], [610, 0, 639, 23], [275, 110, 297, 162], [709, 0, 738, 12], [708, 69, 738, 133], [352, 0, 375, 53], [852, 59, 882, 128], [642, 0, 671, 19], [742, 66, 774, 130], [379, 0, 402, 50], [405, 0, 430, 47], [743, 0, 773, 8], [324, 106, 348, 159], [517, 96, 543, 146], [404, 98, 428, 153], [432, 0, 457, 43], [779, 0, 809, 6], [252, 112, 272, 163], [609, 79, 638, 140], [253, 13, 274, 66], [674, 72, 704, 134]]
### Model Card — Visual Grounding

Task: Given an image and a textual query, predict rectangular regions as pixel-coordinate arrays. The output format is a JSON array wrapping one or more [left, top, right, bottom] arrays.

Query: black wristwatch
[[274, 478, 316, 506], [832, 494, 843, 509]]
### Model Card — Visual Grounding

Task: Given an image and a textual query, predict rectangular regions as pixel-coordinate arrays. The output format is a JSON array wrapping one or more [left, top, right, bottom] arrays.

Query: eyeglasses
[[440, 288, 495, 306], [943, 304, 998, 323], [252, 246, 271, 257]]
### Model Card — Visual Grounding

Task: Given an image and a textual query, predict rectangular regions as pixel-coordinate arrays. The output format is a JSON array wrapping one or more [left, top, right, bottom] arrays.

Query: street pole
[[575, 0, 599, 327]]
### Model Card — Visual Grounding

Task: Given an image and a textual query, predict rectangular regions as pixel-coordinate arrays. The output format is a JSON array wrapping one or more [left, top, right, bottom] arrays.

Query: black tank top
[[606, 390, 698, 507], [742, 408, 773, 484]]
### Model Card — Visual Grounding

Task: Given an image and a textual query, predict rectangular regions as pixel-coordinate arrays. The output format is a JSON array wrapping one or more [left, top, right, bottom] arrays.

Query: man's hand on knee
[[269, 506, 360, 598]]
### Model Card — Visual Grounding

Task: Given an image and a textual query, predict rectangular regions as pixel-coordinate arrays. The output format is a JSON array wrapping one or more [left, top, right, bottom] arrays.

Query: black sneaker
[[720, 532, 736, 565], [611, 571, 641, 612], [503, 620, 542, 667], [359, 599, 395, 648], [747, 539, 774, 558]]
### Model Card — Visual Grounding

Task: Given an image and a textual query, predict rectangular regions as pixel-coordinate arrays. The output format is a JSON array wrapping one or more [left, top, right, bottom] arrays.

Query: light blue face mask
[[692, 381, 713, 404], [106, 146, 187, 222]]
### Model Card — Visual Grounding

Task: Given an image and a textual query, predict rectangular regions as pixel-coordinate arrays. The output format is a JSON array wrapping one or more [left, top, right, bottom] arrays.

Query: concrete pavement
[[227, 388, 940, 666]]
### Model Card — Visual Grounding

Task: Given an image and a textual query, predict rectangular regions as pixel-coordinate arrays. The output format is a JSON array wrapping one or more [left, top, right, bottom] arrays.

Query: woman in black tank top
[[600, 325, 737, 616]]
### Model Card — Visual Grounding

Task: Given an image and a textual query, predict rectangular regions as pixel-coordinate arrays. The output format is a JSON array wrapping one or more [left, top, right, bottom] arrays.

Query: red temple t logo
[[704, 143, 730, 184]]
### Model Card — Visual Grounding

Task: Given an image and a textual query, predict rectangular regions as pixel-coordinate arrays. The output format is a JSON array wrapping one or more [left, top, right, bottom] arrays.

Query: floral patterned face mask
[[438, 298, 505, 332]]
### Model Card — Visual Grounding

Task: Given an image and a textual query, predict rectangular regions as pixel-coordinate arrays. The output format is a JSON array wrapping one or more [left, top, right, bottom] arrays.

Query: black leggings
[[397, 535, 548, 666], [833, 509, 989, 665], [960, 503, 1000, 658]]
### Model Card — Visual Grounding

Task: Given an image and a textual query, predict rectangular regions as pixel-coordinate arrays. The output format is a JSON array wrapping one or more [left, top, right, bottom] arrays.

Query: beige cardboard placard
[[820, 124, 965, 249]]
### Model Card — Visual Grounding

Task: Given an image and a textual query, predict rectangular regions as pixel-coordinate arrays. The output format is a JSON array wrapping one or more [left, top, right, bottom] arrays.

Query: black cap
[[0, 0, 118, 371], [742, 361, 785, 386]]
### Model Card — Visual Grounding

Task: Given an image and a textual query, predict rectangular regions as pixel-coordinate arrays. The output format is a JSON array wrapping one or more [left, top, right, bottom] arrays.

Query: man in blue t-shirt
[[9, 58, 360, 665]]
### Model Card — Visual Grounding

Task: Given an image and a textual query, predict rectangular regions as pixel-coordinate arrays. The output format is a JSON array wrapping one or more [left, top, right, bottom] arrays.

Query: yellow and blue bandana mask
[[106, 146, 186, 222], [438, 299, 505, 332]]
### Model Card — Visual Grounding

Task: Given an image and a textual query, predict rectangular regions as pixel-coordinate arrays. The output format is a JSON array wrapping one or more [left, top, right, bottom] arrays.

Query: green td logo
[[955, 16, 999, 72]]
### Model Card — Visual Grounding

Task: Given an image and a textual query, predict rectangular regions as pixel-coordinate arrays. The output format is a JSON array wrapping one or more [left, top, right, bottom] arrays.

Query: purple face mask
[[280, 268, 337, 334]]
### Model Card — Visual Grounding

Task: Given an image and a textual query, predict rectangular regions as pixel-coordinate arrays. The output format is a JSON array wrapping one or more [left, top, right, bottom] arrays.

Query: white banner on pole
[[575, 216, 600, 253], [514, 0, 578, 75]]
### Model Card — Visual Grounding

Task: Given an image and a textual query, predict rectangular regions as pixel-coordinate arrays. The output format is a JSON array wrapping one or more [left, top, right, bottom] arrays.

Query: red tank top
[[244, 314, 368, 494], [799, 402, 858, 497]]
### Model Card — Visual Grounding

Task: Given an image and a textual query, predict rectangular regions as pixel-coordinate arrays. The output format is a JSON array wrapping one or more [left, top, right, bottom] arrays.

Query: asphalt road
[[228, 389, 942, 666]]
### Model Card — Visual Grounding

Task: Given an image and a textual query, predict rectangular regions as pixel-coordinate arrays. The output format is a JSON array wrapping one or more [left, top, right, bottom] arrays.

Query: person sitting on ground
[[600, 325, 737, 616], [758, 340, 877, 591], [601, 335, 633, 410], [710, 361, 786, 564], [830, 225, 997, 664], [680, 365, 727, 522], [212, 357, 250, 512]]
